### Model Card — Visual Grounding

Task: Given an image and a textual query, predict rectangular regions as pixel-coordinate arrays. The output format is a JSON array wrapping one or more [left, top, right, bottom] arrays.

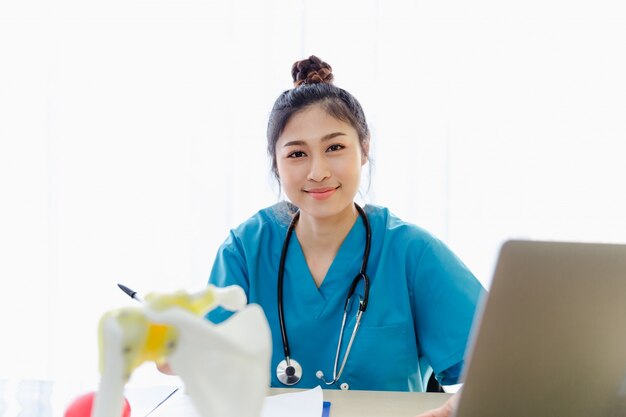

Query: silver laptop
[[454, 240, 626, 417]]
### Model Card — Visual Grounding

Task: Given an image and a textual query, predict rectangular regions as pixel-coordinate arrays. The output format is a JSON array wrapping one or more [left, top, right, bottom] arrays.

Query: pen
[[144, 387, 180, 417], [117, 283, 143, 303]]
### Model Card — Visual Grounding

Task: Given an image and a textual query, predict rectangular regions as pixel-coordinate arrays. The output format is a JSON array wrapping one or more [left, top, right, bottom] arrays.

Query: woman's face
[[275, 104, 368, 221]]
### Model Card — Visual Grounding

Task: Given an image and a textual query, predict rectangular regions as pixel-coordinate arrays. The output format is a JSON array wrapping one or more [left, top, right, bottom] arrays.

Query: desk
[[270, 388, 451, 417], [0, 380, 451, 417]]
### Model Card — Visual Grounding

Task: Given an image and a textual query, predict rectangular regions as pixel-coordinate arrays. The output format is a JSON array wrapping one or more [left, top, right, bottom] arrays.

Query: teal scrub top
[[208, 202, 485, 391]]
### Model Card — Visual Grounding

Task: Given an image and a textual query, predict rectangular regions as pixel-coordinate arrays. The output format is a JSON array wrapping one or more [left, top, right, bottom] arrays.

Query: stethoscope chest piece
[[276, 203, 371, 386], [276, 357, 302, 386]]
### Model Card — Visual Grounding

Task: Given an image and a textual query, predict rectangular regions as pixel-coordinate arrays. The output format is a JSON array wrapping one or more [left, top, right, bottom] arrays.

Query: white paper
[[260, 386, 323, 417], [147, 386, 323, 417]]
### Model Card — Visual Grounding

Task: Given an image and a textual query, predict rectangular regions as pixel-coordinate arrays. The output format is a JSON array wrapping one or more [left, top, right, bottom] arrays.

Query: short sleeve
[[206, 231, 250, 323], [411, 237, 485, 385]]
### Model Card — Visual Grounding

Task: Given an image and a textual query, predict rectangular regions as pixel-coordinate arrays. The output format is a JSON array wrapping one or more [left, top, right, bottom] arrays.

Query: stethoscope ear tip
[[316, 370, 336, 386]]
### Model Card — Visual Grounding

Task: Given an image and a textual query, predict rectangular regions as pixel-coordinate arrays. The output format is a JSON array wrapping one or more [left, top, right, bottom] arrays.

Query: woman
[[208, 56, 484, 405]]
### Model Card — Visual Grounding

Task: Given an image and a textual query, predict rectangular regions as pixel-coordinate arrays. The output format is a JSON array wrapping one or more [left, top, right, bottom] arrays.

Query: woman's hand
[[156, 362, 175, 375], [413, 392, 459, 417]]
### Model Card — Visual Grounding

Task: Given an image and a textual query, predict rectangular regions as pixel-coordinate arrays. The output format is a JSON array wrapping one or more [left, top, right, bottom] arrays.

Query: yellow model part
[[144, 288, 216, 316], [98, 289, 216, 378], [98, 307, 178, 379]]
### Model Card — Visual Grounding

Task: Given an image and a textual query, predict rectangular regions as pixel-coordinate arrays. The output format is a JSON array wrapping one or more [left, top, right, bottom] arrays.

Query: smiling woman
[[277, 105, 366, 221], [3, 0, 623, 396], [205, 56, 485, 415], [275, 105, 367, 287]]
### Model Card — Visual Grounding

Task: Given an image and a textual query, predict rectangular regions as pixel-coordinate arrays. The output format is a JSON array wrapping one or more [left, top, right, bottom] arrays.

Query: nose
[[307, 155, 331, 182]]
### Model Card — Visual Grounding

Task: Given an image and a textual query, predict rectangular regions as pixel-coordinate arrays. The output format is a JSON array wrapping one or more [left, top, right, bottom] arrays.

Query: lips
[[305, 186, 339, 200]]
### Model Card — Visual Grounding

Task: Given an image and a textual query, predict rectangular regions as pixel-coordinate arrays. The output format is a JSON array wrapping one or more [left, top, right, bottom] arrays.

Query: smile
[[305, 186, 339, 200]]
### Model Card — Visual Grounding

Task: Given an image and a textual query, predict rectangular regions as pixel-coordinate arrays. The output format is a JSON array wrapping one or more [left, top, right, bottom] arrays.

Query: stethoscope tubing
[[277, 203, 371, 386], [277, 210, 299, 362]]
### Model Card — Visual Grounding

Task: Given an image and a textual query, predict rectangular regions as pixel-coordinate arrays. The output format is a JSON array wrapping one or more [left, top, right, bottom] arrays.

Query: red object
[[65, 391, 130, 417]]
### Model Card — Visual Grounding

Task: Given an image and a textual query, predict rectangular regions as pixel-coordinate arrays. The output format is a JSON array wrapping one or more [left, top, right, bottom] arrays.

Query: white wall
[[1, 0, 625, 383]]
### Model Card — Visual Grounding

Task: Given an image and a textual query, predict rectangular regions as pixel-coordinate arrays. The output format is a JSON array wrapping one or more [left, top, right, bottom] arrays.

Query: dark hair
[[267, 55, 370, 182]]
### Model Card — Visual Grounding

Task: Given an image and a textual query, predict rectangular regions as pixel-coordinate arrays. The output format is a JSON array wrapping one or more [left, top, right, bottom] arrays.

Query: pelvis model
[[91, 285, 271, 417]]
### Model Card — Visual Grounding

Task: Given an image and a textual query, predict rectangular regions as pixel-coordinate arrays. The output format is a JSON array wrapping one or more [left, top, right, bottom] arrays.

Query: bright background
[[1, 0, 625, 384]]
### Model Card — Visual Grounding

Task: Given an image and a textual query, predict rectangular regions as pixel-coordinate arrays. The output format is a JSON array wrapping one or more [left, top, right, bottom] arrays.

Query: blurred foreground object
[[66, 285, 271, 417], [65, 391, 130, 417]]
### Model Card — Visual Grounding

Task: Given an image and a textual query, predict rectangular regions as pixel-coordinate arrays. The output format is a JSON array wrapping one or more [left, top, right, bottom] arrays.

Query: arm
[[408, 238, 478, 415], [411, 237, 485, 387]]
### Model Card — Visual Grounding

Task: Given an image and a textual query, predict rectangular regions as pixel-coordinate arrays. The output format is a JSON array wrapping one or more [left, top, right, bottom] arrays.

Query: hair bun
[[291, 55, 334, 87]]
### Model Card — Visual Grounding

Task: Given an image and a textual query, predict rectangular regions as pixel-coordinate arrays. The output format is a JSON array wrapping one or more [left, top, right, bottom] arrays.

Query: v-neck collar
[[285, 214, 367, 316]]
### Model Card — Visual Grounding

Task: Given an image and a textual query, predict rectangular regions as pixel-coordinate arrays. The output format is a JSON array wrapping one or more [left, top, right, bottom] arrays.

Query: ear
[[360, 138, 370, 166]]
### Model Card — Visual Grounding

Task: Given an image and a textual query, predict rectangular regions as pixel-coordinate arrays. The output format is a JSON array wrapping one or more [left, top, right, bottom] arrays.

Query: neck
[[295, 204, 359, 249]]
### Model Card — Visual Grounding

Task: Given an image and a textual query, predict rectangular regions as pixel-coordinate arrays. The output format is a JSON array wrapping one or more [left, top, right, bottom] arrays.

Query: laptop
[[454, 240, 626, 417]]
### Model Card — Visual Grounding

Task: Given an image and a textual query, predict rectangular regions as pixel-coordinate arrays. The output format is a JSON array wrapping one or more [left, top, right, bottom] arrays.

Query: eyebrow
[[282, 132, 347, 147]]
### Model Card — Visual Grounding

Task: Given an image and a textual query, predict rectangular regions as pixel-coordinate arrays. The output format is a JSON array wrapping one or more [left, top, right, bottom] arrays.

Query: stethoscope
[[276, 203, 371, 386]]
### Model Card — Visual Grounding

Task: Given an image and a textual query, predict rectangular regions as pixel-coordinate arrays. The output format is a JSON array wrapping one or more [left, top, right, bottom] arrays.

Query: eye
[[327, 144, 345, 152], [287, 150, 307, 158]]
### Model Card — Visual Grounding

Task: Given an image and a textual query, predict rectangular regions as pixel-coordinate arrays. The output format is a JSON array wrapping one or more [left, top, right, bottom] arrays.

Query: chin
[[299, 199, 355, 221]]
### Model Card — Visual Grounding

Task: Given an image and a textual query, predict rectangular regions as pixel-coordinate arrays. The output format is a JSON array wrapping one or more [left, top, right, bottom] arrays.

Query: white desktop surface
[[270, 388, 451, 417], [130, 386, 452, 417], [0, 380, 451, 417]]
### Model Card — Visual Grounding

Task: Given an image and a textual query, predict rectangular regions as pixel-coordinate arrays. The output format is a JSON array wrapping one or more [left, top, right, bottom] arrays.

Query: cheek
[[333, 156, 363, 179], [275, 161, 297, 186], [275, 159, 286, 178]]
